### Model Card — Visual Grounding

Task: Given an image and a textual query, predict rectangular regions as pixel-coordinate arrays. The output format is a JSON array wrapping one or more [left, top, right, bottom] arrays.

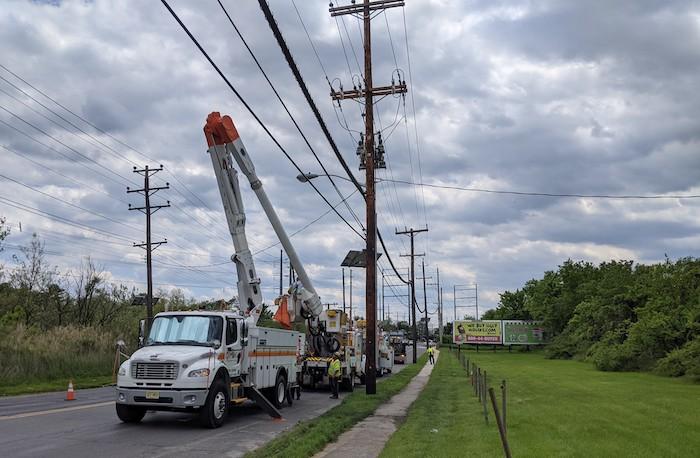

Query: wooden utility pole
[[128, 165, 169, 334], [350, 268, 353, 323], [421, 260, 429, 340], [397, 226, 427, 363], [381, 268, 385, 322], [342, 268, 346, 317], [437, 268, 443, 345], [330, 0, 406, 395]]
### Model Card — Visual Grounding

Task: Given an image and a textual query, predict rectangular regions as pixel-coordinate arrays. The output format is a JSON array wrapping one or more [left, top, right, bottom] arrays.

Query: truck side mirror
[[138, 319, 146, 348]]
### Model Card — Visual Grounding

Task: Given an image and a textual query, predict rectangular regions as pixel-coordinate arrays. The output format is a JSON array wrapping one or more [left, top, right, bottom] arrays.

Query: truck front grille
[[131, 362, 178, 380]]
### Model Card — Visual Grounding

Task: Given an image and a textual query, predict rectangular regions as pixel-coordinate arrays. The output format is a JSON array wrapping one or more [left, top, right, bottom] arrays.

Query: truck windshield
[[146, 315, 223, 348]]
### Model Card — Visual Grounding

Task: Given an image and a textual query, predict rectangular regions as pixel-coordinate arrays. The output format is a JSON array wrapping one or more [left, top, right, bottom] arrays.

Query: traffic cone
[[66, 379, 75, 401]]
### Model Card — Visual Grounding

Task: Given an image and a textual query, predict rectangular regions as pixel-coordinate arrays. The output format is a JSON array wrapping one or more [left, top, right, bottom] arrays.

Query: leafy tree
[[502, 257, 700, 377], [10, 234, 56, 326]]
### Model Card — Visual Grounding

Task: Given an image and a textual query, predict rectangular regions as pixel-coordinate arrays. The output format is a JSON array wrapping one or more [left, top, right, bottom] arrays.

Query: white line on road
[[0, 401, 113, 420]]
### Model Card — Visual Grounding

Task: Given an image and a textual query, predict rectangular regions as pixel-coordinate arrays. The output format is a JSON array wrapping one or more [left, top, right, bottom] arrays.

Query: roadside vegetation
[[0, 226, 247, 394], [382, 349, 700, 457], [481, 259, 700, 379], [247, 354, 428, 458]]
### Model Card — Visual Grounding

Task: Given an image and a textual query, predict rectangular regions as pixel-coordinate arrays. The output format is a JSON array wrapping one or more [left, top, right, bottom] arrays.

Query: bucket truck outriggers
[[115, 112, 332, 427]]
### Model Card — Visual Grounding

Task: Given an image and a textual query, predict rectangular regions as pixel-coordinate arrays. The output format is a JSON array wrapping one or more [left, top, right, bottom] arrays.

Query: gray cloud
[[1, 0, 700, 321]]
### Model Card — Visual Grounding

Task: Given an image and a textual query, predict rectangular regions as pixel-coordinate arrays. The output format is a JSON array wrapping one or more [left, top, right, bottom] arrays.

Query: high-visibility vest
[[328, 359, 341, 377], [427, 347, 434, 355]]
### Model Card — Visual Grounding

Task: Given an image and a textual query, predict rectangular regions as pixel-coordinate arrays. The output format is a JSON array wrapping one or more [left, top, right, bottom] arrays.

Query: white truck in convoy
[[116, 112, 333, 427]]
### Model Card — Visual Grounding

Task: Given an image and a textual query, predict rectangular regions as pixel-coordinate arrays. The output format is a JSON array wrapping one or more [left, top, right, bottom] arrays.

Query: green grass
[[246, 354, 428, 458], [382, 349, 700, 457], [0, 374, 114, 396], [0, 325, 116, 388]]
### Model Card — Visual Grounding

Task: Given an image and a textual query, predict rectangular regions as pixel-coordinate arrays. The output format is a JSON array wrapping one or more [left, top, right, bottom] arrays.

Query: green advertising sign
[[502, 320, 545, 345]]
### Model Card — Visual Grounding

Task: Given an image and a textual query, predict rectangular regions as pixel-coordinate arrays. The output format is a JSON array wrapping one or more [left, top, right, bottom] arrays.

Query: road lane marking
[[0, 401, 113, 420]]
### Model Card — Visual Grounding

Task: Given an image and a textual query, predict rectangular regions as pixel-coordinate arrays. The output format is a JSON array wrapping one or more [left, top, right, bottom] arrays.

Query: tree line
[[482, 259, 700, 379], [0, 220, 231, 343]]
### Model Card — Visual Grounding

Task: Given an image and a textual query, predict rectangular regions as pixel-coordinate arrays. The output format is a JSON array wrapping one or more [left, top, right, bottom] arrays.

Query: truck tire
[[115, 403, 146, 423], [199, 379, 229, 428], [272, 372, 287, 409]]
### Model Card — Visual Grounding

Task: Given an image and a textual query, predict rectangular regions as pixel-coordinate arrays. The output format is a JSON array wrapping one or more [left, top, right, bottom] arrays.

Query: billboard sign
[[453, 320, 502, 344], [502, 320, 545, 345]]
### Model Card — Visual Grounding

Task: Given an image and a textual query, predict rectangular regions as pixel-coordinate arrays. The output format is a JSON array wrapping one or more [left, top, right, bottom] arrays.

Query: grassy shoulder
[[382, 349, 700, 457], [246, 354, 428, 458], [1, 374, 114, 396]]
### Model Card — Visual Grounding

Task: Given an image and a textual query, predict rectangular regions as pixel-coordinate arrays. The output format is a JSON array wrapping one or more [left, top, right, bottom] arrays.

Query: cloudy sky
[[1, 0, 699, 323]]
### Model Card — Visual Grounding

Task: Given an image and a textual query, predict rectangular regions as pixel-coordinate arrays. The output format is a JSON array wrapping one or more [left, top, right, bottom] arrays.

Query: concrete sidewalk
[[315, 351, 439, 458]]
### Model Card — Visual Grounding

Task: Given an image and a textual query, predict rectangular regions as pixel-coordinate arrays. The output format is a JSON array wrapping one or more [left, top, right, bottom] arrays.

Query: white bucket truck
[[116, 112, 327, 427]]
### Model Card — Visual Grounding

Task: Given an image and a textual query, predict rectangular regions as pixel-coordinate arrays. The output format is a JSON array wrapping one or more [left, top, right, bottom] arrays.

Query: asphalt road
[[0, 345, 424, 458]]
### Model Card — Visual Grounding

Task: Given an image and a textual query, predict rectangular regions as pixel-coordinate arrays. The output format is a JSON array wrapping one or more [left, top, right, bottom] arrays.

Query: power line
[[379, 178, 700, 199], [252, 188, 360, 255], [216, 0, 365, 231], [257, 0, 409, 285], [0, 104, 138, 187], [0, 75, 277, 261], [160, 0, 365, 241], [1, 264, 227, 290], [401, 5, 429, 261], [293, 3, 409, 266], [0, 63, 251, 252]]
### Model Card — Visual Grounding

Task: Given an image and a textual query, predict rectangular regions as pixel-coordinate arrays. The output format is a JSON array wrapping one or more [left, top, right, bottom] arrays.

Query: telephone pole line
[[127, 165, 170, 334], [330, 0, 407, 395], [421, 259, 429, 340], [427, 267, 442, 345], [437, 268, 443, 345], [397, 226, 428, 363], [342, 268, 346, 317]]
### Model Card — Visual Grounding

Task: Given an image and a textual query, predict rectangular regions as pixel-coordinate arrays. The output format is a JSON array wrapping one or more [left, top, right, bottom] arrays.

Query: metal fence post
[[489, 387, 512, 458], [477, 367, 481, 397], [501, 379, 507, 435], [482, 370, 489, 424]]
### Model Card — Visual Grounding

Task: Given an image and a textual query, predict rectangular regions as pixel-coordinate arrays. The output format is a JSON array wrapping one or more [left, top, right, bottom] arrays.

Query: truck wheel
[[286, 386, 294, 406], [199, 379, 228, 428], [272, 373, 287, 409], [115, 403, 146, 423]]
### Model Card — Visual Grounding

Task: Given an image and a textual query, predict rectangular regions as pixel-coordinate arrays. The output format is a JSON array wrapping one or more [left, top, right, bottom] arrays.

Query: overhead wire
[[160, 0, 365, 241], [216, 0, 365, 231], [0, 66, 277, 261], [0, 64, 265, 254], [256, 0, 410, 285], [401, 5, 430, 260], [379, 178, 700, 199]]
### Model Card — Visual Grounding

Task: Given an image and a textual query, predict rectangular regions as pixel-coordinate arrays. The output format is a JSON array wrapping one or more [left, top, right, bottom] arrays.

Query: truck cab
[[116, 310, 300, 428]]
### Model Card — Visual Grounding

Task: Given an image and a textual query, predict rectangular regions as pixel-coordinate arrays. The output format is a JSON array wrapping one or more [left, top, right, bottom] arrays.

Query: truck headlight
[[188, 368, 210, 377], [118, 364, 127, 376]]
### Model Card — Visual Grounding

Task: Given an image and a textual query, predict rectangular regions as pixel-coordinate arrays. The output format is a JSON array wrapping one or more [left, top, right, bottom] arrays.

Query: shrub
[[655, 337, 700, 379]]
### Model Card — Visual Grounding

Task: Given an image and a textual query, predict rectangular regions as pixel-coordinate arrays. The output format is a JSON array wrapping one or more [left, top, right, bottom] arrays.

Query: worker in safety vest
[[328, 352, 342, 399], [427, 345, 435, 365]]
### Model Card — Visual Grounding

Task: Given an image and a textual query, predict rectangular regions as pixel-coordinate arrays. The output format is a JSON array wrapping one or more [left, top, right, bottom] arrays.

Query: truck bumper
[[116, 387, 208, 409]]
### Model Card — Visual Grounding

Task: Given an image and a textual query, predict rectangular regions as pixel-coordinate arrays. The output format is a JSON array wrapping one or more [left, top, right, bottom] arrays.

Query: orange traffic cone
[[66, 379, 75, 401]]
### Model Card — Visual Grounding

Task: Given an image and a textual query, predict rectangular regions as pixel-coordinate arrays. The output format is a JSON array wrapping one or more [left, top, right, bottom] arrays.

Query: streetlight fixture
[[296, 172, 366, 188]]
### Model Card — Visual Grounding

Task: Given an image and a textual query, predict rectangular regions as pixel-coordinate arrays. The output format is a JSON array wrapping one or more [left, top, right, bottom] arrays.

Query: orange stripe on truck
[[248, 351, 297, 357]]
